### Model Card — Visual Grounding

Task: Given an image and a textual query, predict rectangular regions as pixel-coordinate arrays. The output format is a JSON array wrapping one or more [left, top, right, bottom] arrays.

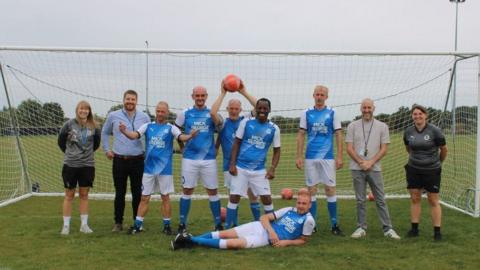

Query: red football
[[223, 74, 241, 92], [281, 188, 294, 200], [367, 192, 375, 201]]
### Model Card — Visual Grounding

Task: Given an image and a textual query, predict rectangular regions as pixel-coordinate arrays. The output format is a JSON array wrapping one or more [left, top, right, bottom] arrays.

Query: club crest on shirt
[[424, 134, 431, 141]]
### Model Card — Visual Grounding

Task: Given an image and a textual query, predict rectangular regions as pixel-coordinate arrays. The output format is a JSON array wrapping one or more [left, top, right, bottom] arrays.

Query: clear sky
[[1, 0, 479, 52]]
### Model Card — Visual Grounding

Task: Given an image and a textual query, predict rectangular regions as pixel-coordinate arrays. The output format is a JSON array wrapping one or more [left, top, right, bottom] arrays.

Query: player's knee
[[183, 188, 194, 195], [229, 194, 241, 204], [260, 195, 272, 205], [206, 188, 218, 196], [324, 185, 336, 196], [141, 195, 151, 203], [308, 186, 318, 195], [160, 194, 170, 202]]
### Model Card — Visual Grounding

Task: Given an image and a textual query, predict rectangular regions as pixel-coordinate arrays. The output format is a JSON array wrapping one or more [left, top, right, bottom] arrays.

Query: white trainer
[[384, 228, 401, 240], [351, 227, 367, 239], [61, 225, 70, 235], [80, 224, 93, 234]]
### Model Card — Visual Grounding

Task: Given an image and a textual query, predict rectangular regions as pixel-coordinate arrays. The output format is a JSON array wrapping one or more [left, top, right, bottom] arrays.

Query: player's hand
[[359, 160, 372, 171], [106, 151, 114, 160], [119, 122, 126, 133], [229, 164, 237, 176], [189, 129, 199, 138], [220, 81, 227, 94], [272, 240, 287, 248], [266, 167, 275, 180], [295, 158, 303, 170], [237, 80, 246, 95], [335, 158, 343, 170], [269, 231, 280, 245]]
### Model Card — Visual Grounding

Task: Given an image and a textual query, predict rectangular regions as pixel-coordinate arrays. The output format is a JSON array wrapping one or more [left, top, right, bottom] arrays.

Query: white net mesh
[[0, 49, 478, 215]]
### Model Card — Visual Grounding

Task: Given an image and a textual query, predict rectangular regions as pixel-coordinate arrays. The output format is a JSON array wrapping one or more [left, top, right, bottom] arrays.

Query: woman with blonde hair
[[58, 100, 101, 235]]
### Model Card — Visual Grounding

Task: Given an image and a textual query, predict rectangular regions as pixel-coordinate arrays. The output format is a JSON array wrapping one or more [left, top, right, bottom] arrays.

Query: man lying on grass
[[171, 188, 315, 250]]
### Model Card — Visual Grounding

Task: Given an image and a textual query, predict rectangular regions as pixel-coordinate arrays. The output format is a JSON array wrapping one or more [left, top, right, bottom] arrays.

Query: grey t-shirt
[[345, 118, 390, 171], [58, 119, 101, 167], [403, 123, 446, 170]]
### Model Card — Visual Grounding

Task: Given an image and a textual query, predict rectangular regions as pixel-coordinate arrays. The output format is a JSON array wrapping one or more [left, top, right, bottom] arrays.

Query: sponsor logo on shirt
[[247, 135, 266, 149], [312, 122, 327, 134], [149, 136, 165, 148], [192, 121, 209, 132]]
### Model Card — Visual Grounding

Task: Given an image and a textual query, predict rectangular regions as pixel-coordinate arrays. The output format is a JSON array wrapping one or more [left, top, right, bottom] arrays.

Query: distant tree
[[108, 104, 123, 114], [42, 102, 65, 127], [16, 99, 44, 127]]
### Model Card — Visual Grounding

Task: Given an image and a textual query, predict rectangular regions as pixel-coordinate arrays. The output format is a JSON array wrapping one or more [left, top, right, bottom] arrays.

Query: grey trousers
[[352, 170, 392, 232]]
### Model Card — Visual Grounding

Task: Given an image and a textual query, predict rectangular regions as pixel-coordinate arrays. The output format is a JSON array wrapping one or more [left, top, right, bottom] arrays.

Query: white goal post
[[0, 46, 479, 217]]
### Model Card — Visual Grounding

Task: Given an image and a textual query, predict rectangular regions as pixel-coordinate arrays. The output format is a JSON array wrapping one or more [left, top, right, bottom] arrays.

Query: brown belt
[[114, 154, 144, 160]]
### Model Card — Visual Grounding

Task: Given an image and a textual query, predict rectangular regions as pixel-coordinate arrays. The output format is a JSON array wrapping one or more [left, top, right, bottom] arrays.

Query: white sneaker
[[61, 225, 70, 235], [384, 229, 401, 240], [80, 224, 93, 234], [351, 227, 367, 238]]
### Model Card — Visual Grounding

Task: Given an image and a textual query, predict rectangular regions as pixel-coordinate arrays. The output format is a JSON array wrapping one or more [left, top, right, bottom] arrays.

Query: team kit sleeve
[[299, 110, 307, 130], [136, 122, 149, 137], [171, 124, 182, 139], [235, 118, 248, 139], [273, 125, 281, 148], [332, 108, 342, 130], [272, 207, 291, 220], [302, 216, 316, 236], [175, 109, 186, 128]]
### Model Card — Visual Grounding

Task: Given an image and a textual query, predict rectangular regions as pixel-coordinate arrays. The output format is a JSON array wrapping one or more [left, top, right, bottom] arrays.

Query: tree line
[[0, 99, 477, 135]]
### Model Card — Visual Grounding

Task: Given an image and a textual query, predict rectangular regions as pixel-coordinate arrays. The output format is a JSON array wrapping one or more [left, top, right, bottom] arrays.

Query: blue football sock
[[134, 219, 143, 229], [197, 232, 213, 239], [163, 219, 170, 226], [209, 199, 221, 225], [327, 201, 338, 227], [179, 197, 191, 225], [310, 200, 318, 220], [225, 206, 238, 228], [191, 237, 220, 248], [250, 202, 261, 221]]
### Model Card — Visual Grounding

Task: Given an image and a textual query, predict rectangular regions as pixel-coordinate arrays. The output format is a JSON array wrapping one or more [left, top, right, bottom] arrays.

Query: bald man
[[345, 98, 400, 239], [211, 80, 260, 228], [175, 86, 222, 233]]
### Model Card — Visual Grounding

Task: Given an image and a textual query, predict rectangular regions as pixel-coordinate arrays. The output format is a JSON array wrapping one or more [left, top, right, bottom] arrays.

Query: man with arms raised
[[210, 81, 261, 227]]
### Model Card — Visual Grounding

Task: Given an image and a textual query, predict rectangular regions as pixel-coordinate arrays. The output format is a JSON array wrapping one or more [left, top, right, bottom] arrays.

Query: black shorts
[[404, 164, 441, 193], [62, 165, 95, 189]]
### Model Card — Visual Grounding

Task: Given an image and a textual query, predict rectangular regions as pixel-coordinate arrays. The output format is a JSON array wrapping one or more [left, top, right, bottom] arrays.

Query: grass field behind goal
[[0, 197, 479, 270]]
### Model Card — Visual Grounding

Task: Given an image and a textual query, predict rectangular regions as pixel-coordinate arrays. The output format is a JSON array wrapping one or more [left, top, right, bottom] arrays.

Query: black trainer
[[434, 233, 442, 241], [331, 225, 345, 236], [127, 225, 143, 235], [406, 229, 419, 238], [163, 225, 173, 235], [177, 223, 187, 234], [214, 224, 224, 231]]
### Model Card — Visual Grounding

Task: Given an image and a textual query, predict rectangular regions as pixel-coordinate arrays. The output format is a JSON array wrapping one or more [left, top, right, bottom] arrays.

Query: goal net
[[0, 48, 478, 216]]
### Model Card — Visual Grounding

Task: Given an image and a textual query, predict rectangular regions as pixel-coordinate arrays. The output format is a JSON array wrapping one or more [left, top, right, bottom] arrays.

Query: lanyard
[[122, 110, 137, 130], [80, 127, 88, 145], [362, 119, 374, 157]]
